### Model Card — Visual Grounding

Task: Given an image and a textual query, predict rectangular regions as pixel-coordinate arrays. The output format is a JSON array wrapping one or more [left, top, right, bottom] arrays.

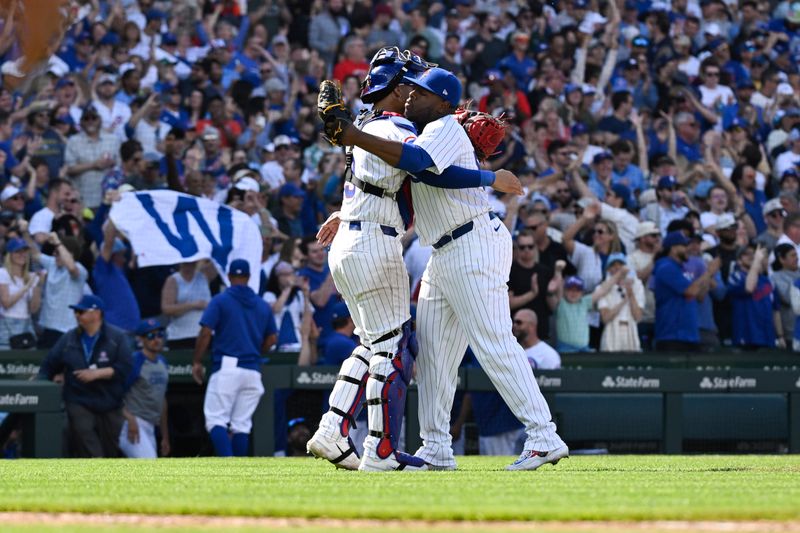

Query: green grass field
[[0, 455, 798, 531]]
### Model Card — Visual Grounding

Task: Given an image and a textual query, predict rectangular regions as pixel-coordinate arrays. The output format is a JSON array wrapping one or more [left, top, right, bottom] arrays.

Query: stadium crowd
[[0, 0, 795, 355]]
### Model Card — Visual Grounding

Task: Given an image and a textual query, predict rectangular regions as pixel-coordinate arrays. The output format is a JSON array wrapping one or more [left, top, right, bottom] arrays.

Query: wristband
[[479, 170, 495, 187]]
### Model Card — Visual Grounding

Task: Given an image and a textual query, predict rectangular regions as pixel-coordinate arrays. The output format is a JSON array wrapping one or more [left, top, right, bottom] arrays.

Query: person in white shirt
[[698, 60, 734, 112], [28, 179, 73, 244], [512, 309, 561, 370], [93, 74, 132, 141], [775, 129, 800, 177]]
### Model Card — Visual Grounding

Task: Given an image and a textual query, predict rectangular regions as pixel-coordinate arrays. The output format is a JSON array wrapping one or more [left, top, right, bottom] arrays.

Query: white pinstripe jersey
[[410, 114, 491, 246], [340, 113, 417, 229]]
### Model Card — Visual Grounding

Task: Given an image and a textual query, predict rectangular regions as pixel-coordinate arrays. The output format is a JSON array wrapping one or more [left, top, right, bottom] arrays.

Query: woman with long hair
[[0, 237, 43, 348], [562, 201, 623, 292]]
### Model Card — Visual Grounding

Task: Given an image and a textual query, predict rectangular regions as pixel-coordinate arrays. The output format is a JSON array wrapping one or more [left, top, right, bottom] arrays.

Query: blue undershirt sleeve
[[414, 166, 495, 189], [397, 143, 435, 173]]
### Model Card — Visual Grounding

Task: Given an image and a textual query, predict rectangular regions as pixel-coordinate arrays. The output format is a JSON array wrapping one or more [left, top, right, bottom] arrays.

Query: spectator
[[93, 73, 132, 140], [653, 231, 721, 351], [120, 319, 170, 459], [1, 185, 27, 219], [192, 259, 277, 457], [640, 175, 690, 236], [37, 295, 132, 458], [595, 253, 645, 352], [321, 302, 358, 366], [64, 105, 120, 209], [28, 178, 73, 245], [276, 183, 307, 239], [562, 202, 623, 292], [548, 263, 621, 353], [298, 237, 339, 346], [727, 244, 778, 349], [332, 36, 369, 83], [758, 198, 786, 251], [770, 243, 799, 347], [628, 221, 661, 348], [512, 309, 561, 370], [522, 208, 570, 273], [508, 229, 555, 340], [21, 224, 87, 349], [263, 261, 311, 352], [463, 12, 507, 85], [0, 236, 43, 348], [161, 261, 213, 350], [93, 220, 140, 334]]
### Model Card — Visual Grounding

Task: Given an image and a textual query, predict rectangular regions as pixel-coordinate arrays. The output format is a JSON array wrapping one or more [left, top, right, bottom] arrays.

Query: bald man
[[512, 309, 561, 370]]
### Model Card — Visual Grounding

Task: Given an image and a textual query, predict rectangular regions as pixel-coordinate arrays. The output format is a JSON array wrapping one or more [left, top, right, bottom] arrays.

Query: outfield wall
[[1, 350, 799, 457]]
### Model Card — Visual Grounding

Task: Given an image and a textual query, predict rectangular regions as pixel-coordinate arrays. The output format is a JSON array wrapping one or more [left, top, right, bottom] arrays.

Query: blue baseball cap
[[662, 231, 690, 250], [5, 238, 28, 253], [162, 32, 178, 46], [593, 151, 613, 164], [632, 36, 650, 47], [279, 182, 305, 198], [606, 252, 627, 266], [135, 318, 164, 336], [55, 78, 75, 90], [229, 259, 250, 277], [565, 83, 582, 94], [407, 67, 462, 108], [99, 32, 120, 47], [564, 276, 585, 290], [70, 294, 105, 312], [657, 175, 678, 189], [331, 302, 350, 321], [571, 122, 589, 136], [610, 183, 631, 208], [145, 9, 166, 21], [726, 117, 748, 130]]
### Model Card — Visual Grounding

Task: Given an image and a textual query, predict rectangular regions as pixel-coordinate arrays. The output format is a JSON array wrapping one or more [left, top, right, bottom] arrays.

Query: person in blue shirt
[[731, 163, 767, 234], [727, 243, 778, 349], [93, 220, 140, 333], [193, 259, 277, 457], [653, 231, 721, 351], [321, 302, 358, 367], [297, 237, 340, 349]]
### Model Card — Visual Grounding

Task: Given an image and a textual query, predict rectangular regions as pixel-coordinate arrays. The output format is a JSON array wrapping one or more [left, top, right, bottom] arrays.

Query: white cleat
[[505, 445, 570, 471], [359, 451, 429, 472], [306, 432, 361, 470]]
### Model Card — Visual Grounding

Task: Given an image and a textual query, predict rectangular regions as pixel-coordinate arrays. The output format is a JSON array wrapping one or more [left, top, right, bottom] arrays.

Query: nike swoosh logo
[[493, 224, 501, 232]]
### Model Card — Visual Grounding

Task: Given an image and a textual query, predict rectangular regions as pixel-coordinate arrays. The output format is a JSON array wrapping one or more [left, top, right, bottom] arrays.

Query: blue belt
[[432, 212, 497, 250], [348, 220, 398, 237]]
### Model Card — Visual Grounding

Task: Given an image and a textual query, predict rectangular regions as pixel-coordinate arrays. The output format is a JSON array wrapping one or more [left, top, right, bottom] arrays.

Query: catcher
[[308, 50, 521, 472]]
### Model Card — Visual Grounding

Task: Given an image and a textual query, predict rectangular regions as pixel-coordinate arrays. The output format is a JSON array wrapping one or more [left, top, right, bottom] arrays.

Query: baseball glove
[[318, 80, 353, 146], [454, 109, 507, 161]]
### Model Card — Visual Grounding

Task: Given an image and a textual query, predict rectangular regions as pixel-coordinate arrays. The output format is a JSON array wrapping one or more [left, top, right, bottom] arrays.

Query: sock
[[209, 425, 232, 457], [231, 433, 249, 457]]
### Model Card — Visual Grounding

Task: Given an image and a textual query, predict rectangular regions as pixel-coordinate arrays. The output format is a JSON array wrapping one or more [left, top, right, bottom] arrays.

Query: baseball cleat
[[359, 451, 429, 472], [505, 444, 570, 471], [306, 432, 361, 470]]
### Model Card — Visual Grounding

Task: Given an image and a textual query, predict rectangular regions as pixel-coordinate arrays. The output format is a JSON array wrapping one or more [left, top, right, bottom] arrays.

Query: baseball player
[[320, 67, 568, 471], [119, 319, 170, 459], [192, 259, 277, 457], [308, 49, 522, 471]]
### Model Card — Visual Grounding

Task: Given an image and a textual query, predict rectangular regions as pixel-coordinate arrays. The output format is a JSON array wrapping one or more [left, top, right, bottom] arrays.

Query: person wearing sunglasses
[[36, 294, 133, 457], [119, 319, 170, 459]]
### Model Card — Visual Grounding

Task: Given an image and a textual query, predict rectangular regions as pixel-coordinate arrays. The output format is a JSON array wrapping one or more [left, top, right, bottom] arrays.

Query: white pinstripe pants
[[316, 222, 411, 442], [415, 214, 565, 468]]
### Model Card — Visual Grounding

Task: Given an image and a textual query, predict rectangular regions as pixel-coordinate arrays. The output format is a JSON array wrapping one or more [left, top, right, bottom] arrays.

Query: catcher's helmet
[[360, 47, 437, 104]]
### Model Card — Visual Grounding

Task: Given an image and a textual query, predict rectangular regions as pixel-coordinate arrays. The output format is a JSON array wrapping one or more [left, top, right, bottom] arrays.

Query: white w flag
[[110, 190, 262, 292]]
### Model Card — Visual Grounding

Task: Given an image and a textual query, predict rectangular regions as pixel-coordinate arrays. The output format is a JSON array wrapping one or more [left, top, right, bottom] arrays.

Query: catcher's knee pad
[[328, 345, 371, 437], [366, 352, 407, 459]]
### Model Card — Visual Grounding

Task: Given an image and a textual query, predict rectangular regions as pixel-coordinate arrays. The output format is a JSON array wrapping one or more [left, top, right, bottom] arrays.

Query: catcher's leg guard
[[363, 321, 426, 469], [308, 345, 371, 469]]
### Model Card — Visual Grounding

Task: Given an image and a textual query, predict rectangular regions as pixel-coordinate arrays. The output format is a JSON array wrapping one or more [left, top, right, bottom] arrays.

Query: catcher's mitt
[[318, 80, 353, 146], [454, 109, 507, 161]]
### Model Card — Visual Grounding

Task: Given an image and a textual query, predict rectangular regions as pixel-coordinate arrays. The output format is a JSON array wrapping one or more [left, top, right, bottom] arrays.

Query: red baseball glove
[[454, 109, 507, 161]]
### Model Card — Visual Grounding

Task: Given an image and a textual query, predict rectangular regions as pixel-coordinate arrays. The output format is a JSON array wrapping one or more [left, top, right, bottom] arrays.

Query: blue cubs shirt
[[653, 256, 699, 343]]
